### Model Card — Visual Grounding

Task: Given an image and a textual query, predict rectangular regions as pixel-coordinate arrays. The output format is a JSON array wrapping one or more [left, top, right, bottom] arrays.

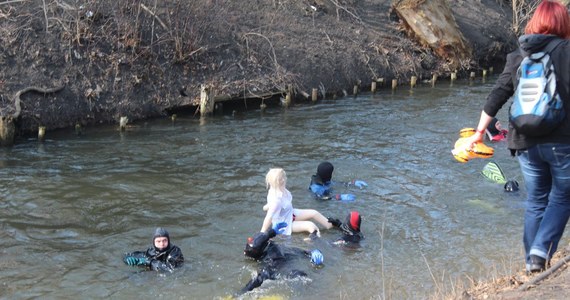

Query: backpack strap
[[542, 38, 564, 55], [540, 39, 564, 74]]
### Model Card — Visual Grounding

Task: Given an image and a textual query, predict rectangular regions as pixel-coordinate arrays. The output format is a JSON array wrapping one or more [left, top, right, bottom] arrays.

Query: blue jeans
[[517, 143, 570, 269]]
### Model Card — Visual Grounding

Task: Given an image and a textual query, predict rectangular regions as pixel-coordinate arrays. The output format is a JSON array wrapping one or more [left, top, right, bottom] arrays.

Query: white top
[[266, 188, 294, 235]]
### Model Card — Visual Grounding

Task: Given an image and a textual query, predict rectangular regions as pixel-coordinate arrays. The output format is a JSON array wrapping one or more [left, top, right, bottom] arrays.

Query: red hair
[[525, 0, 570, 39]]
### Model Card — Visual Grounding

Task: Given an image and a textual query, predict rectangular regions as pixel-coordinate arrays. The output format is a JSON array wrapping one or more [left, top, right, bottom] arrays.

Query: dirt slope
[[465, 245, 570, 300], [0, 0, 514, 135]]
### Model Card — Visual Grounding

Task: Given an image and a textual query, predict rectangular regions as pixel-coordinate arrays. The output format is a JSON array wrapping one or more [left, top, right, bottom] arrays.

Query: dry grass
[[429, 250, 526, 300], [0, 1, 223, 63]]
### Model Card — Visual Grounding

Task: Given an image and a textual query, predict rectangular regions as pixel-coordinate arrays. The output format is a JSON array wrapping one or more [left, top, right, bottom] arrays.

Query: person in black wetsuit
[[123, 227, 184, 272], [333, 211, 364, 245], [240, 222, 324, 294], [240, 212, 364, 294], [485, 117, 508, 142], [309, 162, 367, 201]]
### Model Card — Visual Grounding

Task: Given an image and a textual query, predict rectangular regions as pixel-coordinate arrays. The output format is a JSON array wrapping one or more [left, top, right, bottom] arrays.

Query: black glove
[[327, 217, 342, 228]]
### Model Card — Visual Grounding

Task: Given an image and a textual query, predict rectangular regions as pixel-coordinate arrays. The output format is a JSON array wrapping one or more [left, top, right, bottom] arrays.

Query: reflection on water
[[0, 80, 530, 299]]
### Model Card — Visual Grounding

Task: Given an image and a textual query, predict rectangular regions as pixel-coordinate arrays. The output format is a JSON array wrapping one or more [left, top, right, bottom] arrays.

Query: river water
[[1, 79, 531, 299]]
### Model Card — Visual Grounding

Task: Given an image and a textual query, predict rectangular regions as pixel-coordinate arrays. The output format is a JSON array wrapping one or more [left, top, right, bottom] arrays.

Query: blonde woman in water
[[261, 168, 342, 237]]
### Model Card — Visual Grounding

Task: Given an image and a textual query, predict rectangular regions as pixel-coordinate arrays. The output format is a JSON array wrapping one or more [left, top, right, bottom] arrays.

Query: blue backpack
[[510, 39, 565, 136]]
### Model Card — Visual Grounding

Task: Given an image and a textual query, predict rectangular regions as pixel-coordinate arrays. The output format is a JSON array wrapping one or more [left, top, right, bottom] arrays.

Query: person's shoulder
[[171, 245, 184, 255], [267, 188, 278, 198], [554, 40, 570, 61], [281, 188, 292, 199], [506, 49, 524, 66], [507, 47, 521, 56]]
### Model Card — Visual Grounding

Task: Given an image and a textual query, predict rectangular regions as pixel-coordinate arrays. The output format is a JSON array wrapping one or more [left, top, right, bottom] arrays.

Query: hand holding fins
[[452, 128, 494, 163]]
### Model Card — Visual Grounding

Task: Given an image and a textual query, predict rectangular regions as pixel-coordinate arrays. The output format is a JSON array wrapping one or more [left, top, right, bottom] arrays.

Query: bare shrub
[[510, 0, 540, 35]]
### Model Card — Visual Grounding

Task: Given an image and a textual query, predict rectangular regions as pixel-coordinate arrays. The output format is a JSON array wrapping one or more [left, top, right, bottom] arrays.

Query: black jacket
[[483, 34, 570, 151], [241, 229, 312, 294], [125, 244, 184, 272]]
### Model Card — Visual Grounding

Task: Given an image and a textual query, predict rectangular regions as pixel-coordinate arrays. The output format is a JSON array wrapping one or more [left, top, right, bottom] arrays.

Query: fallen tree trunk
[[392, 0, 472, 70]]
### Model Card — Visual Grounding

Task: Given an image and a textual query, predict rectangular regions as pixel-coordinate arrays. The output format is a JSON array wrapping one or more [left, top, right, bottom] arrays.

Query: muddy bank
[[0, 0, 515, 138], [463, 244, 570, 300]]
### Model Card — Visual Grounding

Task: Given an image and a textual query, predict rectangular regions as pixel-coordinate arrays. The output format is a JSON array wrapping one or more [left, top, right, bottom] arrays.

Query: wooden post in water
[[200, 84, 214, 117], [470, 71, 476, 80], [119, 116, 128, 131], [392, 79, 398, 90], [431, 74, 438, 87], [311, 88, 318, 102], [38, 126, 46, 142], [353, 84, 359, 96], [284, 93, 291, 107], [451, 72, 457, 82], [410, 76, 417, 88], [171, 114, 177, 122], [371, 81, 377, 93], [75, 123, 83, 136]]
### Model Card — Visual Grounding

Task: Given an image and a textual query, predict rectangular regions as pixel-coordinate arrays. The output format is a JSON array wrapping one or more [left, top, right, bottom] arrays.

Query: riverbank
[[462, 244, 570, 299], [0, 0, 515, 139]]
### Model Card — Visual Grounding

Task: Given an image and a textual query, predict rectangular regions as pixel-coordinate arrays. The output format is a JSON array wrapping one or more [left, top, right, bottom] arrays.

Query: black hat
[[244, 232, 270, 259], [316, 162, 334, 183], [154, 227, 170, 239], [153, 227, 170, 249]]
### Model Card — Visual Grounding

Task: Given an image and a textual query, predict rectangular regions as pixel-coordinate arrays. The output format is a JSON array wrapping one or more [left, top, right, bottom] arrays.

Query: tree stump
[[0, 116, 16, 147], [392, 0, 472, 70], [200, 84, 214, 117]]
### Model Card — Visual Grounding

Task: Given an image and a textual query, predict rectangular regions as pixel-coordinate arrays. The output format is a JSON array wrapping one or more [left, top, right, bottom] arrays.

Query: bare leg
[[292, 220, 320, 235], [293, 209, 333, 229]]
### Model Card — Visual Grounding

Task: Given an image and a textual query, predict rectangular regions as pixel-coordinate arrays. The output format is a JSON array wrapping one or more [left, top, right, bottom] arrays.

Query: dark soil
[[0, 0, 515, 137]]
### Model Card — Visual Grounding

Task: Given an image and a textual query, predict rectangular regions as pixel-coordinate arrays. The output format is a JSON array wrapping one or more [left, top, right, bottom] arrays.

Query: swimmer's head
[[266, 168, 287, 191], [316, 162, 334, 183], [341, 211, 361, 234], [244, 232, 269, 259], [339, 211, 364, 243], [153, 227, 170, 251]]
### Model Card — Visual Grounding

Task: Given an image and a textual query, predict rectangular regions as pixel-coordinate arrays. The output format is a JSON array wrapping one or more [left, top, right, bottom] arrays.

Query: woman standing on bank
[[465, 0, 570, 273]]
